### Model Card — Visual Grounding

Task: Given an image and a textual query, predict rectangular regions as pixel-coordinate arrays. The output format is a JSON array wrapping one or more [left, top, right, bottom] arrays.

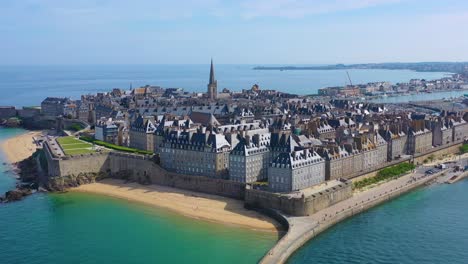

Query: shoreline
[[0, 130, 281, 232], [260, 168, 450, 264], [72, 179, 281, 232], [0, 130, 42, 164]]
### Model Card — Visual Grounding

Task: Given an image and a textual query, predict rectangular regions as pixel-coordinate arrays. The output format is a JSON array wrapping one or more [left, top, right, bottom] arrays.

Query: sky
[[1, 0, 468, 65]]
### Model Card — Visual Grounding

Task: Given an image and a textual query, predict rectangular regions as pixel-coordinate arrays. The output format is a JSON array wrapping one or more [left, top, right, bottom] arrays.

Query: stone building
[[95, 118, 119, 144], [450, 118, 468, 142], [306, 119, 336, 140], [129, 115, 156, 151], [159, 128, 231, 179], [41, 97, 69, 117], [408, 128, 433, 155], [229, 132, 271, 183], [380, 129, 407, 161], [355, 133, 388, 169], [317, 145, 363, 180], [430, 117, 452, 147], [269, 149, 325, 193]]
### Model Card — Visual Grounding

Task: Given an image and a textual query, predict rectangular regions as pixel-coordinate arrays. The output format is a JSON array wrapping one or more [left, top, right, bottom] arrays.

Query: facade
[[159, 129, 231, 179], [229, 133, 271, 183], [63, 103, 77, 119], [129, 115, 156, 151], [95, 118, 119, 144], [269, 149, 325, 193], [408, 128, 433, 155], [451, 119, 468, 142], [380, 127, 408, 161], [41, 97, 68, 117]]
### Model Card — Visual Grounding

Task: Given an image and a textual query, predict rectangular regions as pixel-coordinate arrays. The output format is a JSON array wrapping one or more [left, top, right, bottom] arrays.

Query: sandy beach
[[1, 131, 42, 163], [73, 178, 280, 232]]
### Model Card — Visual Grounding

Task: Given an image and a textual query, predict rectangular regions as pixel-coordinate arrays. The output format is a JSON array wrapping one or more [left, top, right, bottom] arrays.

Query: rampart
[[43, 146, 245, 200], [245, 180, 352, 216], [260, 169, 448, 264]]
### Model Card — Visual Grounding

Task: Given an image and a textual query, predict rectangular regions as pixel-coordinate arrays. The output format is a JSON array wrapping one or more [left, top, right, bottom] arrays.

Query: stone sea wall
[[109, 152, 246, 199], [260, 169, 448, 264], [43, 148, 246, 200], [245, 182, 352, 217], [413, 142, 462, 165]]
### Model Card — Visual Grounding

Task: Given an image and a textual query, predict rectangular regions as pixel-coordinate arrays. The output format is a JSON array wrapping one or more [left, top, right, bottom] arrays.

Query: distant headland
[[253, 62, 468, 73]]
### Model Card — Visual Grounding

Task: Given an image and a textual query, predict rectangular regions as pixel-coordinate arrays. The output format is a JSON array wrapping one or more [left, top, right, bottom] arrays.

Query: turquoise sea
[[290, 181, 468, 264], [0, 128, 277, 264]]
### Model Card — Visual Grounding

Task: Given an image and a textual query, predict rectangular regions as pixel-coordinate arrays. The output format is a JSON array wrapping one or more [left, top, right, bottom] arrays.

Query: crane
[[346, 71, 353, 86]]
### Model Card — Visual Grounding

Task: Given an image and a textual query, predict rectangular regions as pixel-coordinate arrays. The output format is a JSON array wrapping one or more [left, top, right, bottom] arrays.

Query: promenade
[[261, 166, 448, 264]]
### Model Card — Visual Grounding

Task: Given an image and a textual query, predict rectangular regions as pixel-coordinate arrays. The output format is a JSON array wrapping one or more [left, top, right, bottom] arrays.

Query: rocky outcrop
[[45, 172, 108, 192], [0, 188, 33, 203]]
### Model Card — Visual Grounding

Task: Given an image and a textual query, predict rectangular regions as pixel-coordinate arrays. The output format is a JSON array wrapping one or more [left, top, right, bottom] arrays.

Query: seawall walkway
[[260, 168, 448, 264]]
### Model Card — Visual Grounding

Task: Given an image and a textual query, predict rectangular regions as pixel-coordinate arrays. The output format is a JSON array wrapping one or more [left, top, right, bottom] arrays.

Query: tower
[[207, 59, 218, 100]]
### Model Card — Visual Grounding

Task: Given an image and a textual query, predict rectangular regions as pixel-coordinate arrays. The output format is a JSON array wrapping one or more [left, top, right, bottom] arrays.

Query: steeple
[[207, 58, 218, 100], [209, 58, 216, 85]]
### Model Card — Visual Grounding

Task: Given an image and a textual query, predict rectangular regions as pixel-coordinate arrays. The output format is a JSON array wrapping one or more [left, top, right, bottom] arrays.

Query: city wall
[[413, 142, 462, 165], [245, 181, 352, 217], [43, 148, 245, 200], [108, 152, 246, 199]]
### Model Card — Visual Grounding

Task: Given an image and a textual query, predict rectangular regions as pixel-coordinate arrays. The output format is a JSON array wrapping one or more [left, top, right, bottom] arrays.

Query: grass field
[[57, 136, 95, 155]]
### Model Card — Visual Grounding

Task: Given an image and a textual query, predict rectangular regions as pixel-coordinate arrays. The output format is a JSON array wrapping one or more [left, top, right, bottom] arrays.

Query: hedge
[[461, 144, 468, 154], [80, 136, 153, 155], [353, 162, 416, 190]]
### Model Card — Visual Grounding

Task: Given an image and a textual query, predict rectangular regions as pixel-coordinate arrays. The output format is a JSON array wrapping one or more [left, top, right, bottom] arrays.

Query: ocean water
[[289, 181, 468, 264], [0, 128, 277, 264], [0, 65, 452, 107]]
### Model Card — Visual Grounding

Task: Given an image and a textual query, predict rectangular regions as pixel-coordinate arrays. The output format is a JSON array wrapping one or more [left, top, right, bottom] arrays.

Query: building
[[268, 149, 325, 193], [381, 129, 407, 161], [408, 128, 433, 155], [129, 115, 156, 151], [229, 132, 271, 183], [207, 59, 218, 100], [159, 128, 231, 179], [63, 103, 78, 119], [41, 97, 68, 117], [450, 118, 468, 142], [95, 118, 119, 144], [0, 106, 16, 119]]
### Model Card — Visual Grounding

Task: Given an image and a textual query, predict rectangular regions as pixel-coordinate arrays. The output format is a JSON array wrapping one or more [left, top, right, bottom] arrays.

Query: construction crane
[[346, 71, 353, 86]]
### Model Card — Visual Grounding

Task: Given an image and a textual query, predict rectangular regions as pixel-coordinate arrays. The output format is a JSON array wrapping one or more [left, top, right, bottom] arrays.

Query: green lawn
[[57, 136, 95, 155], [57, 136, 81, 145]]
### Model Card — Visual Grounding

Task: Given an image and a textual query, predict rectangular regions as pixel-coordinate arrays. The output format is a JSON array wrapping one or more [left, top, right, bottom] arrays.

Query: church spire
[[209, 58, 216, 85], [207, 58, 218, 100]]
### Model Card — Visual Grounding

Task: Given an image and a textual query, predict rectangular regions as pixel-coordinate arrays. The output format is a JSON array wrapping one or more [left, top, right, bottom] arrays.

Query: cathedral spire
[[207, 58, 218, 100], [209, 58, 216, 85]]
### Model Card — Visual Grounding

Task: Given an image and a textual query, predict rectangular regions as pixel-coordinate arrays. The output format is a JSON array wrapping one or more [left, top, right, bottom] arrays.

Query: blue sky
[[1, 0, 468, 64]]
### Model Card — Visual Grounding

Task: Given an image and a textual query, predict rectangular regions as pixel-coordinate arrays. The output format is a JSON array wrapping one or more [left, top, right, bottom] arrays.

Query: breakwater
[[260, 169, 448, 264]]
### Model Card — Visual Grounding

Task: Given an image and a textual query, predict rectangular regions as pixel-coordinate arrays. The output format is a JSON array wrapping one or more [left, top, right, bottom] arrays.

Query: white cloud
[[240, 0, 404, 19]]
